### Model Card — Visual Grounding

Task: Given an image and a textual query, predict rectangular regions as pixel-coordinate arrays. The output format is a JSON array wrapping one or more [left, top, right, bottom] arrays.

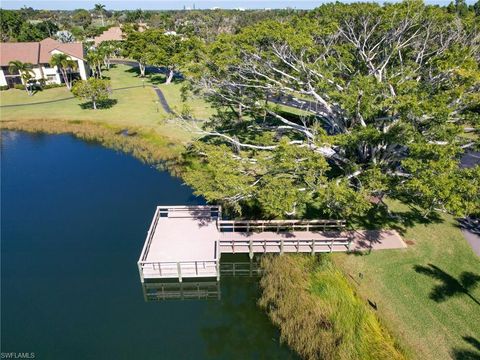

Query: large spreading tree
[[183, 0, 480, 219], [124, 28, 203, 83]]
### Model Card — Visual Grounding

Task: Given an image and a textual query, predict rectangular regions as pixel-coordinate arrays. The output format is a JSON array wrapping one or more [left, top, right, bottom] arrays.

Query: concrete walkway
[[462, 230, 480, 256], [152, 85, 174, 114], [349, 230, 407, 251]]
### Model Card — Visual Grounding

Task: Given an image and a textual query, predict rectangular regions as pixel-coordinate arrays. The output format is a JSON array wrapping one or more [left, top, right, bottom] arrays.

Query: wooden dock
[[137, 206, 406, 282]]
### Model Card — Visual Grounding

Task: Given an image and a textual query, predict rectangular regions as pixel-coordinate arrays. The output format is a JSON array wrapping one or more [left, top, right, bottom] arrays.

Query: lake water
[[1, 131, 296, 360]]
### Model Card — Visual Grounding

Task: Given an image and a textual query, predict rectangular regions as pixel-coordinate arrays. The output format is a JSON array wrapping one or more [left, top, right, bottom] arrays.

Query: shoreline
[[0, 119, 186, 175]]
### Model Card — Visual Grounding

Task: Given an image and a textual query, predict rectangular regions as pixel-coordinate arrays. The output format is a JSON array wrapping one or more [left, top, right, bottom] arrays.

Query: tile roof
[[0, 38, 85, 66], [93, 27, 123, 46], [0, 42, 40, 66]]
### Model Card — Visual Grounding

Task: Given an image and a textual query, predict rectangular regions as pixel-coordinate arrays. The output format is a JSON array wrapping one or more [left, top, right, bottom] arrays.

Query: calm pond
[[1, 131, 296, 360]]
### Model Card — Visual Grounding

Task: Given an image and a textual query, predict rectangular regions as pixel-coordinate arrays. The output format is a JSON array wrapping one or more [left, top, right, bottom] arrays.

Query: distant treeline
[[2, 0, 479, 43]]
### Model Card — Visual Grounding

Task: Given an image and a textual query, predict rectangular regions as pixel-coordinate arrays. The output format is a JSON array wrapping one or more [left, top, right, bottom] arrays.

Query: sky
[[1, 0, 466, 10]]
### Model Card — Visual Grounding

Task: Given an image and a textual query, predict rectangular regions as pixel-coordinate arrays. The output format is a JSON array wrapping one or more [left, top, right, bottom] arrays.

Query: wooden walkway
[[138, 206, 406, 282]]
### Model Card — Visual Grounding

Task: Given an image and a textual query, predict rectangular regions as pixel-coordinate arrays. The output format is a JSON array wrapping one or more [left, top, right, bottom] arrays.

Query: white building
[[0, 38, 88, 88]]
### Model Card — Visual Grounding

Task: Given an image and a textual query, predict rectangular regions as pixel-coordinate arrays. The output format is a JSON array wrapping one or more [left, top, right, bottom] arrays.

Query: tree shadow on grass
[[347, 203, 443, 236], [413, 264, 480, 305], [452, 336, 480, 360], [125, 66, 141, 76], [148, 74, 166, 85], [79, 99, 118, 110], [457, 217, 480, 236]]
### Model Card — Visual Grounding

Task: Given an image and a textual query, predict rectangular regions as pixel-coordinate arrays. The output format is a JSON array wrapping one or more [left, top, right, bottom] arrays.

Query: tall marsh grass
[[1, 119, 183, 172], [259, 255, 406, 360]]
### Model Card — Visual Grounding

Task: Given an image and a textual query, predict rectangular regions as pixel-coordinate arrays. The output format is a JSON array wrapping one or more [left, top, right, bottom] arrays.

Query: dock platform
[[138, 206, 406, 282]]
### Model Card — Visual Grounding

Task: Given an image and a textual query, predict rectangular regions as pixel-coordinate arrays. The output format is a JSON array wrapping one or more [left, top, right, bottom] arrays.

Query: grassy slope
[[259, 254, 406, 360], [334, 200, 480, 360], [0, 65, 213, 148]]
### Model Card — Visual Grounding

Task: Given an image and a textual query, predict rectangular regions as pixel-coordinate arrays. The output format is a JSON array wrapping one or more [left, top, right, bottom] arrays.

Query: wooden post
[[311, 239, 316, 256], [195, 261, 198, 276], [177, 262, 182, 283], [249, 238, 253, 259], [216, 259, 220, 281], [138, 262, 144, 283], [280, 238, 284, 254], [330, 239, 334, 253]]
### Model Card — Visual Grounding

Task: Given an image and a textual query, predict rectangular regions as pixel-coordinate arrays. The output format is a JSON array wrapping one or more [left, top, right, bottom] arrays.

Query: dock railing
[[217, 219, 346, 233], [157, 205, 221, 219], [138, 205, 222, 283], [138, 259, 219, 282], [138, 206, 162, 264], [217, 219, 349, 257]]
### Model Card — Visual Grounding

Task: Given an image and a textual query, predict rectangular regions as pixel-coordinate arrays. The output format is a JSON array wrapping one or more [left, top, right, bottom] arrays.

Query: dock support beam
[[177, 262, 182, 283], [311, 239, 316, 256], [249, 238, 253, 259]]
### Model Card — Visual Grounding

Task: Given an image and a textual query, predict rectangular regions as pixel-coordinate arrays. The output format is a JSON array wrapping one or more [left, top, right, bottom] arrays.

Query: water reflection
[[143, 280, 221, 301], [142, 256, 262, 301]]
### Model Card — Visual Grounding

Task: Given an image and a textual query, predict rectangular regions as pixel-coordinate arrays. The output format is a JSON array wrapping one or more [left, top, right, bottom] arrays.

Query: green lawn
[[0, 64, 214, 146], [334, 200, 480, 360], [158, 82, 216, 120]]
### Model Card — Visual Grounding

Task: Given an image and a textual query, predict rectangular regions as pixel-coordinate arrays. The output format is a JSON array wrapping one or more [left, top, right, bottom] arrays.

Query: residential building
[[93, 26, 123, 46], [0, 38, 88, 88]]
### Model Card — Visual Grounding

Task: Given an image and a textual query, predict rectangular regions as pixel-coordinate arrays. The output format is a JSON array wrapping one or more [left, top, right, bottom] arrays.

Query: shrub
[[13, 84, 25, 90], [0, 85, 9, 91], [43, 83, 66, 89], [72, 78, 112, 110]]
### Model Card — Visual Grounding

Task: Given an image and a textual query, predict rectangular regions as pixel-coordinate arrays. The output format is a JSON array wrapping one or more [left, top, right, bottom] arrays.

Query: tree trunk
[[139, 62, 145, 77], [62, 70, 71, 90], [93, 99, 97, 110], [165, 69, 174, 84], [238, 104, 243, 121], [101, 15, 105, 27]]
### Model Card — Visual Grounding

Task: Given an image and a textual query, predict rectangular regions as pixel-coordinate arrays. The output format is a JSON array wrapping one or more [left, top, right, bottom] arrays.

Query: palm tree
[[50, 53, 78, 90], [8, 60, 35, 96], [94, 3, 106, 26], [86, 50, 103, 78]]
